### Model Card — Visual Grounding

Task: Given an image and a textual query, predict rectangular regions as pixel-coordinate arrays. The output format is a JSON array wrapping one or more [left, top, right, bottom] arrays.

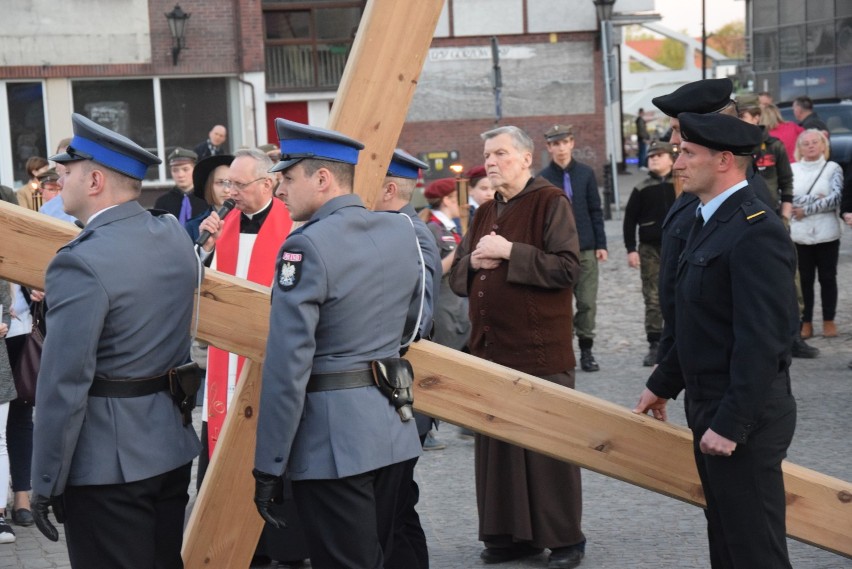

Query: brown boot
[[823, 320, 837, 338], [801, 322, 813, 339]]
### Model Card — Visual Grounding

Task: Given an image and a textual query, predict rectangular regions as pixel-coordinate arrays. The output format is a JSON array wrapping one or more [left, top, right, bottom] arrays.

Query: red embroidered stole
[[206, 199, 292, 456]]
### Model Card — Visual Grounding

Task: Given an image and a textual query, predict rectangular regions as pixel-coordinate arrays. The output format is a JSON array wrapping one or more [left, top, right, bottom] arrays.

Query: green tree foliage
[[658, 37, 685, 69]]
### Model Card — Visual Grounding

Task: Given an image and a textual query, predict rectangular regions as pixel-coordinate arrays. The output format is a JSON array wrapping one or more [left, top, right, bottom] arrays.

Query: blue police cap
[[652, 78, 733, 118], [50, 113, 161, 180], [387, 148, 429, 179], [678, 112, 762, 156], [270, 118, 365, 173]]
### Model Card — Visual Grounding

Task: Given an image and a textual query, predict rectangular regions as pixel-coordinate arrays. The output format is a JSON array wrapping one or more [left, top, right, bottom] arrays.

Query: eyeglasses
[[213, 178, 229, 188], [223, 177, 266, 191]]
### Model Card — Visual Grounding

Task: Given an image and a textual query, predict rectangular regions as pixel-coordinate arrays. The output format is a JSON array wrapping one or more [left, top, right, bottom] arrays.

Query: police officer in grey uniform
[[377, 148, 439, 569], [30, 113, 201, 569], [253, 119, 423, 569]]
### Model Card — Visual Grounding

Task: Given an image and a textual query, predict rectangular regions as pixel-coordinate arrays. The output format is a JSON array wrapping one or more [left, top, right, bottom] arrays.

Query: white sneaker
[[0, 515, 16, 543]]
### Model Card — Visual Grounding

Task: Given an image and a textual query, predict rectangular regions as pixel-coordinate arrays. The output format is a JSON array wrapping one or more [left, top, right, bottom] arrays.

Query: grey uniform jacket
[[255, 194, 422, 480], [399, 203, 441, 340], [32, 201, 201, 496]]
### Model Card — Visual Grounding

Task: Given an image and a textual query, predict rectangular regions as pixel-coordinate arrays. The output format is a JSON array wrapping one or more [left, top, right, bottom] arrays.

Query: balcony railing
[[265, 44, 350, 91]]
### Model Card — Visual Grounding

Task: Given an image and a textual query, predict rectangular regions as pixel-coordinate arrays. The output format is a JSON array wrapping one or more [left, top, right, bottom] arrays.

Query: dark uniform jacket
[[623, 171, 675, 251], [539, 159, 607, 252], [154, 186, 208, 220], [648, 186, 797, 442]]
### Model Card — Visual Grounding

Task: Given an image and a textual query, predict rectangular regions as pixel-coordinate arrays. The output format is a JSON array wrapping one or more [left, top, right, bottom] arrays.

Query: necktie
[[687, 207, 704, 246], [563, 171, 573, 202], [178, 194, 191, 226]]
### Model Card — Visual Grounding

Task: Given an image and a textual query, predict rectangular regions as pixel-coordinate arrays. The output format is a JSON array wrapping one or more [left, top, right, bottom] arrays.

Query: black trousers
[[385, 455, 429, 569], [795, 240, 839, 322], [62, 462, 192, 569], [293, 461, 406, 569], [687, 395, 796, 569]]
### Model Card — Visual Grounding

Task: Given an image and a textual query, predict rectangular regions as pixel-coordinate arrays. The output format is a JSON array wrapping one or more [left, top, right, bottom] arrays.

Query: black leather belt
[[306, 369, 374, 393], [89, 374, 171, 398]]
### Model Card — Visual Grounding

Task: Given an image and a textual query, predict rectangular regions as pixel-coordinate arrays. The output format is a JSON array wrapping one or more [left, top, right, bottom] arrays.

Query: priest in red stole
[[196, 148, 308, 564]]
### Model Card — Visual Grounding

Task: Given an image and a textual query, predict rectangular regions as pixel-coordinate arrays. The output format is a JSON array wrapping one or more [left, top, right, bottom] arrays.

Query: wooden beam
[[182, 361, 265, 566], [328, 0, 445, 209]]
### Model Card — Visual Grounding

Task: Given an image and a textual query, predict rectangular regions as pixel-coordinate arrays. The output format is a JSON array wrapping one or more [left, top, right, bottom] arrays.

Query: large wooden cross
[[0, 2, 849, 567]]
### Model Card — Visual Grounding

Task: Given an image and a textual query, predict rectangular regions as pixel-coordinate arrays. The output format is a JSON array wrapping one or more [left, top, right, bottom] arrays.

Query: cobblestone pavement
[[4, 170, 852, 568]]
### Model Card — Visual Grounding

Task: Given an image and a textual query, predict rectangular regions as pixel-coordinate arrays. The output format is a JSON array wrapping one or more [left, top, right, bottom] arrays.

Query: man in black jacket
[[635, 112, 797, 569], [622, 141, 676, 366], [539, 125, 607, 372]]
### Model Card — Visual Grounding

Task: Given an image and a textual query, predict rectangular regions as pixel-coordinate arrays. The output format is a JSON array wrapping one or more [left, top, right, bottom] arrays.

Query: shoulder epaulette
[[58, 229, 94, 251], [741, 201, 768, 224], [148, 208, 170, 217], [289, 219, 319, 236]]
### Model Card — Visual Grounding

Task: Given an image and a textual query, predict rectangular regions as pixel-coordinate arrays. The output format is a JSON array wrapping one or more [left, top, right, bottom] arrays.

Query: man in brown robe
[[449, 126, 585, 569]]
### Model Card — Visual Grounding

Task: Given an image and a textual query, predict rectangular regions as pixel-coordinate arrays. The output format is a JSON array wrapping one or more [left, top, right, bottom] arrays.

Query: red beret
[[465, 165, 486, 182], [424, 178, 456, 200]]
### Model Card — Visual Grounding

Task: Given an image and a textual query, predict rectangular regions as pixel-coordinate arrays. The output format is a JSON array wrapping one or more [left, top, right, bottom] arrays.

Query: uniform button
[[480, 275, 487, 281], [478, 292, 484, 297], [483, 325, 491, 332], [274, 456, 283, 463], [480, 309, 486, 316], [492, 224, 499, 230], [699, 256, 705, 262], [675, 228, 681, 235], [42, 475, 51, 482]]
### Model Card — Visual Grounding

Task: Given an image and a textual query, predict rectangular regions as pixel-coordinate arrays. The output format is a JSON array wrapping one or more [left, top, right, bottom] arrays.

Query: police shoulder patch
[[277, 250, 303, 291]]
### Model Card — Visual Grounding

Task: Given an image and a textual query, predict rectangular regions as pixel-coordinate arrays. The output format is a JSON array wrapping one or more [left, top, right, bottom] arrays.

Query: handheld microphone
[[195, 199, 236, 247]]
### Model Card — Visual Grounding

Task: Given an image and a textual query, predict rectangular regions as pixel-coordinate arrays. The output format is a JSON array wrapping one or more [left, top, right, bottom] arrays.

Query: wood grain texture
[[328, 0, 445, 209]]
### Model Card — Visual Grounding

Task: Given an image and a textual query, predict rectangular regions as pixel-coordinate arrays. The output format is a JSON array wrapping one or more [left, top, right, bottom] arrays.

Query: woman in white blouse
[[790, 129, 845, 339]]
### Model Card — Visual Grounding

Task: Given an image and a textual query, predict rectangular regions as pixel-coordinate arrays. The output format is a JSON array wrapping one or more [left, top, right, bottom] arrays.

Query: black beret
[[677, 112, 762, 156], [652, 78, 734, 118]]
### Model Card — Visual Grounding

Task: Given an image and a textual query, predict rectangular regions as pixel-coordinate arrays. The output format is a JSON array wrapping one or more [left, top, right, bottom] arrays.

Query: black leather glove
[[32, 493, 64, 542], [252, 469, 287, 529]]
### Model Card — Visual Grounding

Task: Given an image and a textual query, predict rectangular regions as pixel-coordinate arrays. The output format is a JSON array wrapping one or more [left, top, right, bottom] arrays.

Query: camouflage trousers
[[638, 243, 662, 338]]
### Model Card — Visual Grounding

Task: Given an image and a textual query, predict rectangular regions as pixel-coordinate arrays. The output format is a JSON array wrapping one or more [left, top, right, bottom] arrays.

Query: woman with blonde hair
[[761, 103, 804, 163], [790, 129, 844, 339]]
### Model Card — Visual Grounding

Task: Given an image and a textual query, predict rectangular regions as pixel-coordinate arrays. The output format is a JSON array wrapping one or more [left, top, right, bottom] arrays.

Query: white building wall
[[1, 0, 152, 66]]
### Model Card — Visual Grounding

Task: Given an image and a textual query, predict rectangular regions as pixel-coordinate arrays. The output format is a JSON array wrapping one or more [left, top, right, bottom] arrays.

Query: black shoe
[[548, 546, 585, 569], [480, 543, 544, 564], [10, 508, 33, 527], [642, 341, 659, 367], [580, 348, 599, 372], [791, 336, 819, 359]]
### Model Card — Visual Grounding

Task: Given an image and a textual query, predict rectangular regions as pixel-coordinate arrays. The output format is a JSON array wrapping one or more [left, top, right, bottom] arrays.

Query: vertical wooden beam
[[182, 362, 265, 567], [328, 0, 446, 209]]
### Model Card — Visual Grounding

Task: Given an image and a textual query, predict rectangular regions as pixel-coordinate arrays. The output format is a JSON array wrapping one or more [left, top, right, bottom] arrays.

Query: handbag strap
[[804, 161, 828, 196]]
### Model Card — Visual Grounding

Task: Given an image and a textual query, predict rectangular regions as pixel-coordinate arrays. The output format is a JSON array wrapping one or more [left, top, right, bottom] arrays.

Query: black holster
[[168, 362, 203, 426], [371, 357, 414, 422]]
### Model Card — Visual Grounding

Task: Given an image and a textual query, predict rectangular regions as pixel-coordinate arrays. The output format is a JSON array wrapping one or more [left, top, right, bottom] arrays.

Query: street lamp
[[165, 4, 191, 66], [593, 0, 620, 218]]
